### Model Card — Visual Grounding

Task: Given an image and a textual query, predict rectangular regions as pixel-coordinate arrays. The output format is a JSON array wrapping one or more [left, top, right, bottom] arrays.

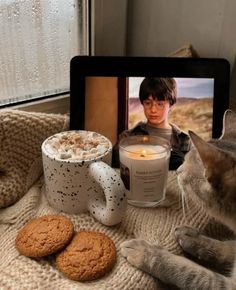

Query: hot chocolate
[[44, 131, 110, 161]]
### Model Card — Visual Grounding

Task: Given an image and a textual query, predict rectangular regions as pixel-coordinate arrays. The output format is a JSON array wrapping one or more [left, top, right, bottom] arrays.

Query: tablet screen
[[70, 56, 230, 141]]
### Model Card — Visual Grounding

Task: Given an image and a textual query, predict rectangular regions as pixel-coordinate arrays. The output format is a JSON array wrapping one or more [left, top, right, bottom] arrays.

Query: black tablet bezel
[[70, 56, 230, 139]]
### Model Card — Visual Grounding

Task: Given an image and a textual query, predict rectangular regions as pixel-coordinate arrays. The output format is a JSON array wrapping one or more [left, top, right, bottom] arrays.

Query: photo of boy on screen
[[112, 76, 214, 170], [129, 77, 214, 139]]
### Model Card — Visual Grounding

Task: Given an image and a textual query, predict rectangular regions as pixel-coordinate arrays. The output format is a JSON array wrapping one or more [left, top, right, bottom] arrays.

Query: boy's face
[[142, 96, 171, 128]]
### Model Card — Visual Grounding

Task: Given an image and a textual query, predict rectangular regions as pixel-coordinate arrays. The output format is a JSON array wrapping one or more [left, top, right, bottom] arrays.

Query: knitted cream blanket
[[0, 109, 228, 290]]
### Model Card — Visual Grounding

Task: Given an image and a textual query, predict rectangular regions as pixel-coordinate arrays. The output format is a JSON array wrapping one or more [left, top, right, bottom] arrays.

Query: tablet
[[70, 56, 230, 141]]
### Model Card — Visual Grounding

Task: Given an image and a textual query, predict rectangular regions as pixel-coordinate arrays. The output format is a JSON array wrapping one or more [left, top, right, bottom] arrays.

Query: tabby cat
[[121, 110, 236, 290]]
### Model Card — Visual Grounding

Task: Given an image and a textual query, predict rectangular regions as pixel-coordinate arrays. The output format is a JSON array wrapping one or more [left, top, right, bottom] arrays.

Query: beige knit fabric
[[0, 109, 69, 208], [0, 110, 230, 290]]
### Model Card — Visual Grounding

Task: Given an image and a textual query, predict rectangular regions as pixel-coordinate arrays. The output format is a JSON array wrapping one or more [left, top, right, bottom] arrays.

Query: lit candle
[[126, 146, 162, 159], [119, 136, 170, 207]]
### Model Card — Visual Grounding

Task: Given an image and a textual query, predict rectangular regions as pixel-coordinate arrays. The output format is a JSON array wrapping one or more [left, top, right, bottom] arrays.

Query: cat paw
[[120, 239, 161, 272], [175, 226, 200, 240], [175, 226, 202, 255], [175, 226, 218, 263]]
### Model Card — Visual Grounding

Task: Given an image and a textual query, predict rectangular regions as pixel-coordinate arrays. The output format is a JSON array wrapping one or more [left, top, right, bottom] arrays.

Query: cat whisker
[[181, 188, 187, 218], [177, 174, 188, 218], [184, 190, 191, 214]]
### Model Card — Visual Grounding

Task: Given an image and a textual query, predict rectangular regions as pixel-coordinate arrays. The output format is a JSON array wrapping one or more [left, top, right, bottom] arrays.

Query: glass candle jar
[[119, 135, 170, 207]]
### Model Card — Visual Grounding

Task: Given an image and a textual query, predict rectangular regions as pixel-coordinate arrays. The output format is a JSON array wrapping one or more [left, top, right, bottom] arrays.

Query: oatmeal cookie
[[56, 231, 117, 281], [15, 215, 74, 257]]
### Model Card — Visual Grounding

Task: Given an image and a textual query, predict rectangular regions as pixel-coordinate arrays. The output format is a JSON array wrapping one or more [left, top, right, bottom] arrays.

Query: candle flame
[[142, 136, 149, 142], [140, 149, 147, 157]]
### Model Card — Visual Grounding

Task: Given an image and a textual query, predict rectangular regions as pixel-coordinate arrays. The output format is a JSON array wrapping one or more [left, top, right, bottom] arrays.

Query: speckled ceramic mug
[[41, 130, 126, 226]]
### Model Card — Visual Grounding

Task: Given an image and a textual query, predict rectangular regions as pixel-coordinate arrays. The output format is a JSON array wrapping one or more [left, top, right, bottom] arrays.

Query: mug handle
[[87, 161, 127, 226]]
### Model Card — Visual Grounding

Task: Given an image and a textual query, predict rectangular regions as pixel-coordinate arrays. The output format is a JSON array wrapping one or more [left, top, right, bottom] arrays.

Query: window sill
[[9, 95, 70, 114]]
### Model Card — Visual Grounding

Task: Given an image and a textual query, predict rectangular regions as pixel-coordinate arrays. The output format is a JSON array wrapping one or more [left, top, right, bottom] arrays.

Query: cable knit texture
[[0, 109, 231, 290], [0, 109, 69, 208]]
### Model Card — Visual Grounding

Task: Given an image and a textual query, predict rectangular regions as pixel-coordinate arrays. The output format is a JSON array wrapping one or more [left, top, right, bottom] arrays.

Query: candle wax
[[120, 144, 169, 204]]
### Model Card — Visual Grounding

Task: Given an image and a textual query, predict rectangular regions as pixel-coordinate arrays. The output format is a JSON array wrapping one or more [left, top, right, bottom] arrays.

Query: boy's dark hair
[[139, 77, 177, 106]]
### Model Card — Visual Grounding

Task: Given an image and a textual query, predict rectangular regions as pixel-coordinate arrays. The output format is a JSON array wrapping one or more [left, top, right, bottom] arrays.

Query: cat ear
[[220, 109, 236, 139], [188, 131, 234, 189]]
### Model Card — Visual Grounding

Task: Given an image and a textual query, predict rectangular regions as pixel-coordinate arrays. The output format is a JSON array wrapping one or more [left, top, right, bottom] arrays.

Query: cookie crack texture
[[15, 215, 74, 257], [56, 231, 117, 281]]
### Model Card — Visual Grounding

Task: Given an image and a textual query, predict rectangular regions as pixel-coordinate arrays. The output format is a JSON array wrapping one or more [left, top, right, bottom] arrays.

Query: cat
[[120, 109, 236, 290]]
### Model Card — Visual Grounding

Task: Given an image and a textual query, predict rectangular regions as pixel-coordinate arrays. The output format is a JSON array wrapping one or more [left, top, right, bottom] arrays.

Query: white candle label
[[119, 145, 169, 203]]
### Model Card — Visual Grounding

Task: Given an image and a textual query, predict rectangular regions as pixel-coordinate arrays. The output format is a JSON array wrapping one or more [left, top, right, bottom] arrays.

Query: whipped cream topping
[[44, 131, 110, 161]]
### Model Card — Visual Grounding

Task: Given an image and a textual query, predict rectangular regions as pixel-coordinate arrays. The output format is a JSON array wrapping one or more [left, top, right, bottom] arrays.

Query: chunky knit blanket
[[0, 109, 231, 290]]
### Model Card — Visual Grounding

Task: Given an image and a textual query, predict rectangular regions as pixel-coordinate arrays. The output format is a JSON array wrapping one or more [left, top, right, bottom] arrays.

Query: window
[[0, 0, 89, 106]]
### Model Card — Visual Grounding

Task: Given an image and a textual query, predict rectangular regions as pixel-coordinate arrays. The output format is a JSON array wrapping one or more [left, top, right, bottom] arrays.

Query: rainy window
[[0, 0, 89, 106]]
